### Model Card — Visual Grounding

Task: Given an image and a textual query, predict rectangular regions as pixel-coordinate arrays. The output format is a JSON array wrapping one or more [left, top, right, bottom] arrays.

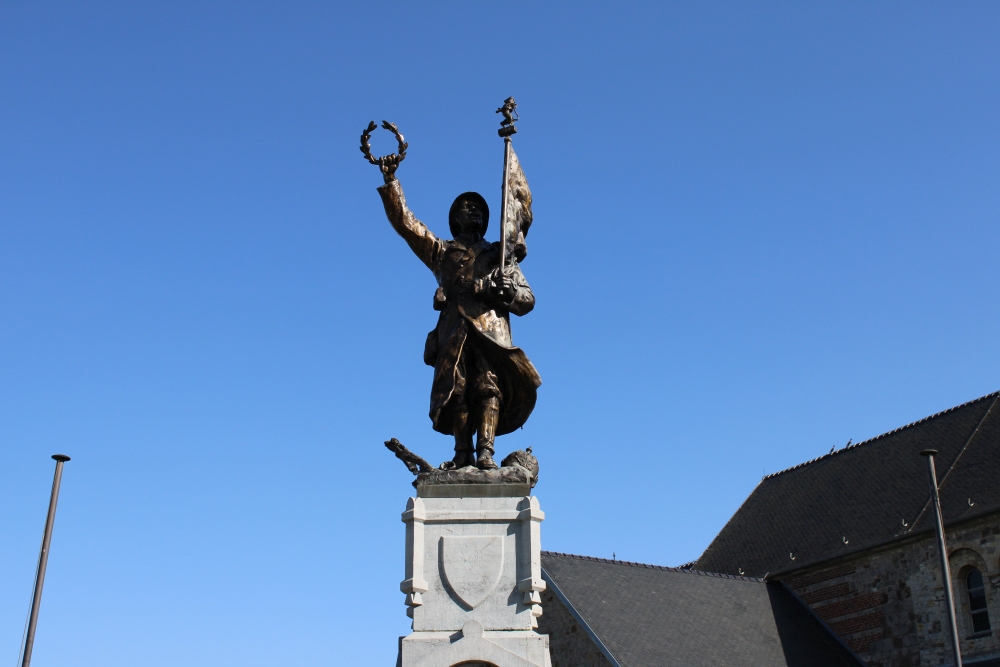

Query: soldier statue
[[361, 115, 540, 471]]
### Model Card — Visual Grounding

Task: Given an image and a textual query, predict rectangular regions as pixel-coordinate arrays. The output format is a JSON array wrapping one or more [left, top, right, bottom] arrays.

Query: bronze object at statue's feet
[[385, 439, 538, 488]]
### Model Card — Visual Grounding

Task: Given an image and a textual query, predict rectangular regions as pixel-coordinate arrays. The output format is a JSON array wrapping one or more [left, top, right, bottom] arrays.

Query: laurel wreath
[[360, 120, 408, 180]]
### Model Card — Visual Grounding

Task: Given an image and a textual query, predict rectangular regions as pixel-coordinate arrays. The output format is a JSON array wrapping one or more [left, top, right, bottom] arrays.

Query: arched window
[[967, 569, 991, 635]]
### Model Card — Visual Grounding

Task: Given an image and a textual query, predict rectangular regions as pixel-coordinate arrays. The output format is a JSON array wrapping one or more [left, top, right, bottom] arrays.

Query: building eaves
[[541, 550, 764, 582], [761, 391, 1000, 482], [695, 390, 1000, 577]]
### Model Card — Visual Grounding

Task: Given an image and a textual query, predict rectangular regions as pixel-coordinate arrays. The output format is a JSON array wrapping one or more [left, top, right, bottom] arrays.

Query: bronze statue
[[362, 102, 540, 472]]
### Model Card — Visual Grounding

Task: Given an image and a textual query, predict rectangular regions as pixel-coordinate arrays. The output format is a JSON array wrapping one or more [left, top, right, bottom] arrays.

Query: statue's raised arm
[[377, 178, 442, 272], [362, 120, 442, 270]]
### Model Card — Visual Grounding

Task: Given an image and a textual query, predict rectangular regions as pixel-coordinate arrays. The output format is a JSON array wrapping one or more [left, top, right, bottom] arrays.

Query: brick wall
[[537, 587, 613, 667], [784, 513, 1000, 667]]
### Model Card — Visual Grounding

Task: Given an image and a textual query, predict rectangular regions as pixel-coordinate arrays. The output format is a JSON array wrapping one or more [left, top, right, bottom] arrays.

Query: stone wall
[[537, 587, 612, 667], [783, 512, 1000, 666]]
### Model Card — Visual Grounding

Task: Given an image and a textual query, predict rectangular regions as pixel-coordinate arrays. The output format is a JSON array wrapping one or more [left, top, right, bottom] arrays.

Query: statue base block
[[397, 481, 551, 667]]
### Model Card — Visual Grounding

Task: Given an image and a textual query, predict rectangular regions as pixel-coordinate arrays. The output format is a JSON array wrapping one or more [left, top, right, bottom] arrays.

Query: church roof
[[540, 551, 864, 667], [696, 390, 1000, 578]]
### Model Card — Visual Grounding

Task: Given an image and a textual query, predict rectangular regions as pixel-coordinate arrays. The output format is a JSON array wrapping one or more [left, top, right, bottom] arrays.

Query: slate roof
[[696, 391, 1000, 578], [540, 551, 864, 667]]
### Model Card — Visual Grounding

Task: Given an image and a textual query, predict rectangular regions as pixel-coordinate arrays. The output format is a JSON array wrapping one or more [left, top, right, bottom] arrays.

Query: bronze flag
[[502, 145, 533, 266]]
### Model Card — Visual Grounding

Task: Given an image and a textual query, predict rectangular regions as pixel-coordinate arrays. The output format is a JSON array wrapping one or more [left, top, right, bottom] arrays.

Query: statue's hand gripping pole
[[360, 120, 408, 184]]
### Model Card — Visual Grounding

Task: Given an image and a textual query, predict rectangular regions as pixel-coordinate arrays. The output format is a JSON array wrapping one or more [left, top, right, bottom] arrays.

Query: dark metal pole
[[498, 135, 512, 272], [921, 449, 963, 667], [20, 454, 71, 667], [497, 96, 518, 274]]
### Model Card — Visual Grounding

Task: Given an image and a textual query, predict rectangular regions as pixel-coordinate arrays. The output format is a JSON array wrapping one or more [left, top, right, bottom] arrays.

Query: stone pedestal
[[397, 469, 551, 667]]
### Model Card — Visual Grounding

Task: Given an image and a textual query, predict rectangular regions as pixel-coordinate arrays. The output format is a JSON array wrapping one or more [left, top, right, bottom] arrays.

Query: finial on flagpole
[[496, 97, 518, 137]]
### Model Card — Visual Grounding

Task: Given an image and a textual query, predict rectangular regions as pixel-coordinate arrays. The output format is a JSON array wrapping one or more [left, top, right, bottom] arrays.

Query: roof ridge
[[540, 550, 765, 582], [760, 390, 1000, 482]]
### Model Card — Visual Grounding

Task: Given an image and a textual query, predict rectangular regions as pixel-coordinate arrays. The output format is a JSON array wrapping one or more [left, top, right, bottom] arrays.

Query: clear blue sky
[[2, 2, 998, 665]]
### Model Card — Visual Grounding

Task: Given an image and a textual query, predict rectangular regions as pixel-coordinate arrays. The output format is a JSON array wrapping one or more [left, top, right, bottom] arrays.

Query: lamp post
[[19, 454, 70, 667], [921, 449, 962, 667]]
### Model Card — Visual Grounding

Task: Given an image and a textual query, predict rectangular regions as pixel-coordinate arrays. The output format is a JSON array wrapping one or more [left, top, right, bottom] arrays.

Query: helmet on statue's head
[[448, 192, 489, 238]]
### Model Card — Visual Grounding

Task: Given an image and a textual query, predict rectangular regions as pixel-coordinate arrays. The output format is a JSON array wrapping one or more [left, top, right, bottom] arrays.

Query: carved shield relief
[[440, 535, 504, 609]]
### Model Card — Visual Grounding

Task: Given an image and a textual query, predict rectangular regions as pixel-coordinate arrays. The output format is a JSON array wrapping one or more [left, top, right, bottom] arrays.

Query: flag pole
[[499, 136, 512, 272], [20, 454, 70, 667], [497, 97, 518, 274]]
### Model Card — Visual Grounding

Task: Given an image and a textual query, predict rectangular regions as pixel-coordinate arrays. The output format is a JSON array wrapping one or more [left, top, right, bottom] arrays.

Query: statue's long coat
[[378, 180, 541, 436]]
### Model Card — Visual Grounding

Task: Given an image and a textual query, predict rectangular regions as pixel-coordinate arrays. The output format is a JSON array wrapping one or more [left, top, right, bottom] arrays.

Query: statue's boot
[[444, 406, 475, 469], [476, 397, 500, 470]]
